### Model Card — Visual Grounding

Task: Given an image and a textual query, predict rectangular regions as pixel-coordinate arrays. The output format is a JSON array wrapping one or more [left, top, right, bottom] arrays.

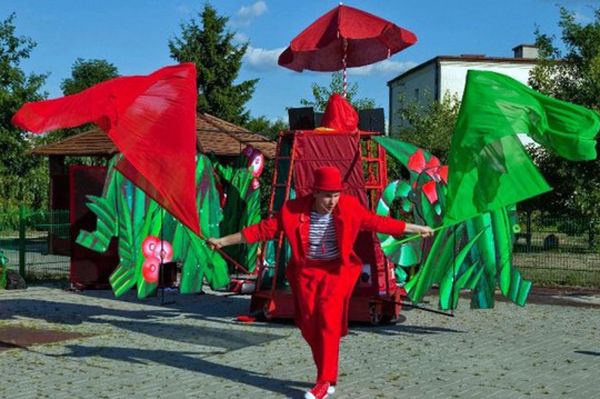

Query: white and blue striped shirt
[[308, 211, 340, 260]]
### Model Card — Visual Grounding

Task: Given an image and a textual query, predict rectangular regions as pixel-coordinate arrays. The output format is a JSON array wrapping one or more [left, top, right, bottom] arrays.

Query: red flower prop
[[142, 256, 160, 283]]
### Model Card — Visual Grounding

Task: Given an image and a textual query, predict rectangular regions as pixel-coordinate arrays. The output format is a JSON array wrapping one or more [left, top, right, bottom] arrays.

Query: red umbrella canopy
[[278, 4, 417, 72]]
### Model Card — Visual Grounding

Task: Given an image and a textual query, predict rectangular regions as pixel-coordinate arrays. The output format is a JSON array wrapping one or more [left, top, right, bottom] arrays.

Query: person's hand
[[206, 237, 223, 250], [417, 226, 434, 238]]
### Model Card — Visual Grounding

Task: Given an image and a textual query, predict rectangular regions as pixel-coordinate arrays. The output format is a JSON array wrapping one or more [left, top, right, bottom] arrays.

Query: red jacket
[[242, 194, 406, 267]]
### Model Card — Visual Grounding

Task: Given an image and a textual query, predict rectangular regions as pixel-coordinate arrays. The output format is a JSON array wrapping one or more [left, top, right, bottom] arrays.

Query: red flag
[[12, 63, 201, 235]]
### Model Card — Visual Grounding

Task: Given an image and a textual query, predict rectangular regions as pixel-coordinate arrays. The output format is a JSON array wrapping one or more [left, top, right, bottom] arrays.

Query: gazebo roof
[[30, 113, 276, 159]]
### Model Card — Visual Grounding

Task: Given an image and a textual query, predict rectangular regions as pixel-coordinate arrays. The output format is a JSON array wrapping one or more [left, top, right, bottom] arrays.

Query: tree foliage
[[169, 4, 258, 125], [0, 14, 48, 210], [245, 116, 288, 141], [525, 7, 600, 235], [38, 58, 121, 146], [300, 71, 377, 112], [60, 58, 119, 96], [390, 92, 461, 164]]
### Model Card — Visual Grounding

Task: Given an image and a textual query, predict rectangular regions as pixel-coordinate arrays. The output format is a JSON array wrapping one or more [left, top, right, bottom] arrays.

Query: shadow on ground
[[574, 350, 600, 356], [355, 322, 464, 336], [0, 297, 288, 351], [48, 344, 310, 397]]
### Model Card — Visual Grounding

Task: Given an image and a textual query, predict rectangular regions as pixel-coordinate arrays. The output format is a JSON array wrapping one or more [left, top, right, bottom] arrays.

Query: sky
[[1, 0, 598, 123]]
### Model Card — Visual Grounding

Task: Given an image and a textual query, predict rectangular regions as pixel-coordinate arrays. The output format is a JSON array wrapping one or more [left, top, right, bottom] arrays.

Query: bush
[[556, 219, 590, 236], [0, 198, 21, 232]]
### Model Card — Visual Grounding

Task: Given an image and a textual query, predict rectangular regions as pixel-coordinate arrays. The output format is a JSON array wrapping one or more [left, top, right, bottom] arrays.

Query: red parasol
[[278, 4, 417, 95]]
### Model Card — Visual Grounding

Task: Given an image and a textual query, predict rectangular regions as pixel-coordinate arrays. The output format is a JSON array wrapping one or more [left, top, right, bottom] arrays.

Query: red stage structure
[[249, 124, 405, 324]]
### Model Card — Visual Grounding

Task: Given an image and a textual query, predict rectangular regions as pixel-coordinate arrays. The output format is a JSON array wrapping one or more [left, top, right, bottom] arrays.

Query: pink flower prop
[[142, 256, 160, 283], [423, 157, 441, 179], [438, 166, 448, 183], [247, 151, 265, 178], [407, 149, 426, 173], [422, 181, 438, 204], [141, 236, 160, 258], [242, 145, 254, 158], [154, 240, 173, 262]]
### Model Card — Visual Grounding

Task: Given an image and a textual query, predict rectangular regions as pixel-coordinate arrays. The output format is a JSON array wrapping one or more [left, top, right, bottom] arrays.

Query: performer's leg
[[313, 268, 347, 384], [287, 266, 325, 379], [315, 264, 362, 384], [340, 264, 361, 337]]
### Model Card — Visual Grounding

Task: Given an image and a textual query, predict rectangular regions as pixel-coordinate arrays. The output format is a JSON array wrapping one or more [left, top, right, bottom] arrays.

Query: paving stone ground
[[0, 286, 598, 399]]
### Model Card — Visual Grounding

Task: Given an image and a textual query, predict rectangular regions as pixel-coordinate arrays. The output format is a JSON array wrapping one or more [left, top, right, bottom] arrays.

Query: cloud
[[573, 10, 592, 24], [233, 32, 249, 44], [348, 59, 417, 77], [234, 1, 267, 27], [243, 45, 286, 71]]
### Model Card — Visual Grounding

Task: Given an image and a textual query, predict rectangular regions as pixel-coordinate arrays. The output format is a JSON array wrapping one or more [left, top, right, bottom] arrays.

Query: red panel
[[69, 165, 119, 289], [292, 131, 367, 205]]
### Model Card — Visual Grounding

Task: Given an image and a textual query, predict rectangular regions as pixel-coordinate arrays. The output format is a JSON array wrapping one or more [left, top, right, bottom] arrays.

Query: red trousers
[[286, 259, 361, 384]]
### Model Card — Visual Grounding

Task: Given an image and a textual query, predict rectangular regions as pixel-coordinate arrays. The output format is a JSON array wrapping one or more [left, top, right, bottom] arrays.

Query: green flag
[[444, 70, 600, 225]]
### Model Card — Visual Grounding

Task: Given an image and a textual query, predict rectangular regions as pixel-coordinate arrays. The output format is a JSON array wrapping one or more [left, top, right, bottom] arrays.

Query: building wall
[[389, 62, 436, 133], [389, 58, 537, 135], [439, 60, 535, 101]]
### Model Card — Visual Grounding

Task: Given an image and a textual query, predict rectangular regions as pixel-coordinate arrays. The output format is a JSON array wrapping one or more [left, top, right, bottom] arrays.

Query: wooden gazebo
[[31, 112, 276, 158], [30, 113, 276, 255]]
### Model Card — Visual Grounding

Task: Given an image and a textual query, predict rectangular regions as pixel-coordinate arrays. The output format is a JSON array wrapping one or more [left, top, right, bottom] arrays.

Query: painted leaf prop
[[77, 155, 228, 298], [375, 136, 531, 309], [211, 151, 263, 273]]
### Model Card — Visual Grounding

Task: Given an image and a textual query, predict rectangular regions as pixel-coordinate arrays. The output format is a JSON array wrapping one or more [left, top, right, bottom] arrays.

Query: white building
[[387, 44, 539, 133]]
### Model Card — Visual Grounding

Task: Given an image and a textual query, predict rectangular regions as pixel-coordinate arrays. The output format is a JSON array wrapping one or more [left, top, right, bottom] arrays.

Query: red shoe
[[304, 381, 331, 399]]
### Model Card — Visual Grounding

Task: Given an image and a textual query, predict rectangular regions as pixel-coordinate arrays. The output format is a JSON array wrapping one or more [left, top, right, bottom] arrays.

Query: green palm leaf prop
[[375, 136, 531, 309], [211, 153, 262, 273], [77, 154, 229, 299]]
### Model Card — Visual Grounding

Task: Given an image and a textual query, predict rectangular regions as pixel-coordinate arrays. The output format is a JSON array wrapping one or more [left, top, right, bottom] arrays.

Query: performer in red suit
[[208, 164, 433, 399], [209, 94, 434, 399]]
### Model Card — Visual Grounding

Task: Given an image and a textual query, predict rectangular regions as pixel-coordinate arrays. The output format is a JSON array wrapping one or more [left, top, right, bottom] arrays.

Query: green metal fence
[[513, 214, 599, 287], [0, 206, 70, 280], [0, 207, 598, 287]]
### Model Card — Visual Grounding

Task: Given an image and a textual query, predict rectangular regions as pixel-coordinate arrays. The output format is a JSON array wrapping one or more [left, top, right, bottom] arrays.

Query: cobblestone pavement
[[0, 286, 598, 399]]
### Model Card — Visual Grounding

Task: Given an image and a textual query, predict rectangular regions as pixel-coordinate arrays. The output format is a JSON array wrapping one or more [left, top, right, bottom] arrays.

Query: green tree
[[38, 58, 121, 145], [61, 58, 119, 95], [169, 4, 258, 125], [525, 6, 600, 244], [0, 14, 48, 209], [245, 116, 288, 141], [391, 92, 461, 164], [300, 71, 377, 112]]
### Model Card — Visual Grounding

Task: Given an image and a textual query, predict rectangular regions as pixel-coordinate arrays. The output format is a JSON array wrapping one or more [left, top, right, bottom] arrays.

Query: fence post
[[526, 211, 532, 249], [19, 205, 26, 277], [589, 221, 596, 250]]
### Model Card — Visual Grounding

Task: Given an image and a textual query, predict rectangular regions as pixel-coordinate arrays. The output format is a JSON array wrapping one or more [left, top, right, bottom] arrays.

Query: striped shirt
[[308, 211, 340, 260]]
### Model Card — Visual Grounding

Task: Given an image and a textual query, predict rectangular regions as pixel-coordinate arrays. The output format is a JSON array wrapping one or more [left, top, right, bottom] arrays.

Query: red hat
[[319, 93, 358, 132], [313, 166, 345, 192]]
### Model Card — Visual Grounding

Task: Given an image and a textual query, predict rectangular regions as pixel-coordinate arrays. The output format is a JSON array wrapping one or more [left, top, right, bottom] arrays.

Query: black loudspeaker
[[158, 261, 178, 288], [314, 112, 324, 128], [288, 107, 316, 130], [358, 108, 385, 133]]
